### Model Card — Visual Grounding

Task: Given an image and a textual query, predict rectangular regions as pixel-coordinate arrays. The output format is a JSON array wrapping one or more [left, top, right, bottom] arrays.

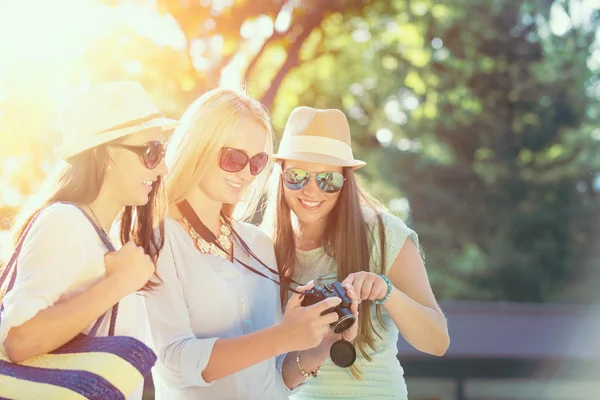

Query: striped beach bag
[[0, 203, 157, 399]]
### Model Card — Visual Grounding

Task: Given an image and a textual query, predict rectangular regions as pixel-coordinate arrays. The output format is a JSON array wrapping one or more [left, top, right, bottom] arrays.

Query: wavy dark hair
[[11, 141, 165, 290]]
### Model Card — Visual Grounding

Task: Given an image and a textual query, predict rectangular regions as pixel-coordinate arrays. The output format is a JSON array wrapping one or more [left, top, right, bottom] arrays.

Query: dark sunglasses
[[111, 141, 166, 170], [219, 147, 269, 176], [282, 168, 345, 193]]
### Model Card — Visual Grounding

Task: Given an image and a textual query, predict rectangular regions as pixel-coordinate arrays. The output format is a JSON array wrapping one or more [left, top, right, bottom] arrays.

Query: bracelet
[[373, 275, 393, 305], [296, 351, 321, 379]]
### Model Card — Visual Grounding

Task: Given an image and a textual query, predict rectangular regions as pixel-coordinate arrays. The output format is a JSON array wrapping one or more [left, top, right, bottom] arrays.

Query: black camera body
[[301, 281, 355, 334]]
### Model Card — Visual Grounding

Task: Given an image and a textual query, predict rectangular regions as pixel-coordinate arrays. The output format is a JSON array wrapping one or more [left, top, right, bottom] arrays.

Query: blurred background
[[0, 0, 599, 399]]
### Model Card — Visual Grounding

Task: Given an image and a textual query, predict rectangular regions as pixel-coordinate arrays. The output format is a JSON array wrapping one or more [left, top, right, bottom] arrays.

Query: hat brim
[[272, 151, 366, 170], [54, 117, 179, 160]]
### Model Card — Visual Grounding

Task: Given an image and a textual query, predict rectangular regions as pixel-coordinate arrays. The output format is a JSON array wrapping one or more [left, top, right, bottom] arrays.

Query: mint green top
[[289, 209, 419, 400]]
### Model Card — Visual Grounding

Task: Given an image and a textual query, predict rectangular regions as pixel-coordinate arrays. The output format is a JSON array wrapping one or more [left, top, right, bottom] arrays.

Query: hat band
[[99, 112, 164, 134], [278, 135, 355, 161]]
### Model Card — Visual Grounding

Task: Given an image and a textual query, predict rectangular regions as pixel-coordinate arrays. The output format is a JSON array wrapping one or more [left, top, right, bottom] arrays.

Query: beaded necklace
[[182, 215, 232, 260]]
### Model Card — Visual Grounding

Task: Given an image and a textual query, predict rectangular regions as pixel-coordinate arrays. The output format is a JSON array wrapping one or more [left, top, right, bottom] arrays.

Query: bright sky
[[0, 0, 595, 100]]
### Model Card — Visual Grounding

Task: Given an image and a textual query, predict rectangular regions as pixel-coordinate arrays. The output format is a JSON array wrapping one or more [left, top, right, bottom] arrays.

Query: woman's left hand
[[342, 272, 388, 302]]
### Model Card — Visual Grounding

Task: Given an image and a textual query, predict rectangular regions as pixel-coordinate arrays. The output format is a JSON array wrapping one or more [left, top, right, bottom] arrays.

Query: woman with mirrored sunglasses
[[0, 82, 175, 399], [143, 89, 358, 400], [262, 107, 450, 400]]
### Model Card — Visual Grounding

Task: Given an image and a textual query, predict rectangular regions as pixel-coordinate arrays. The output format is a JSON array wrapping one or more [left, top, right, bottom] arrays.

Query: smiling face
[[198, 118, 269, 205], [104, 127, 168, 207], [281, 159, 344, 226]]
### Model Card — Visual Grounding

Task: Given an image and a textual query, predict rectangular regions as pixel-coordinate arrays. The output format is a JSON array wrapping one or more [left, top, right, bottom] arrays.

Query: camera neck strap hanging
[[176, 200, 305, 294]]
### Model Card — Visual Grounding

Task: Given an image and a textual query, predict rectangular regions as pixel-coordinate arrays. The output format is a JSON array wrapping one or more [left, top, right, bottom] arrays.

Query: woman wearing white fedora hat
[[143, 88, 358, 400], [263, 106, 450, 399], [0, 81, 176, 399]]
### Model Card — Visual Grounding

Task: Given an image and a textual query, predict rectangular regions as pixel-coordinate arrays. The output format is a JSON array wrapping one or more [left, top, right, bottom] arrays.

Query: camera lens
[[331, 313, 355, 334]]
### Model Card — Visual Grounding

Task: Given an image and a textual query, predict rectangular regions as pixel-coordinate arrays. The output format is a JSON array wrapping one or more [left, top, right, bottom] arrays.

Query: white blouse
[[0, 202, 146, 400], [144, 217, 293, 400]]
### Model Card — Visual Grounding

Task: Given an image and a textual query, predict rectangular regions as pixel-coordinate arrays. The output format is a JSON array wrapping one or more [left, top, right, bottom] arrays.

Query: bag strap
[[61, 202, 119, 337], [0, 209, 45, 291], [0, 208, 51, 325], [0, 202, 119, 337]]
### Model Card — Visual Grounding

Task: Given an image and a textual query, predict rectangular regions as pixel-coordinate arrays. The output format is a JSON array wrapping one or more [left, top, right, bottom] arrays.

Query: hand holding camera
[[300, 281, 357, 334], [280, 281, 344, 352], [300, 281, 360, 368]]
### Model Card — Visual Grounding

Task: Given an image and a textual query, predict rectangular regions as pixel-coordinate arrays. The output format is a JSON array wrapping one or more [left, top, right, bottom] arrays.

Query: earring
[[107, 164, 112, 171]]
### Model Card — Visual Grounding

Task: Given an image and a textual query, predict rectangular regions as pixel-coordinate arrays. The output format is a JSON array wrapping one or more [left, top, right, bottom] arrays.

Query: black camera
[[301, 281, 355, 334]]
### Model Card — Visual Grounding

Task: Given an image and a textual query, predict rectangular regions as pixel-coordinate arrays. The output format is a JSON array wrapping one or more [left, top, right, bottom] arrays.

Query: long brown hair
[[10, 142, 165, 290], [267, 165, 387, 378]]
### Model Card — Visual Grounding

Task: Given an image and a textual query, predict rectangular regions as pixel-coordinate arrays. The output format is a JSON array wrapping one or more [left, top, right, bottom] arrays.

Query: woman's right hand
[[279, 281, 342, 352], [104, 241, 155, 293]]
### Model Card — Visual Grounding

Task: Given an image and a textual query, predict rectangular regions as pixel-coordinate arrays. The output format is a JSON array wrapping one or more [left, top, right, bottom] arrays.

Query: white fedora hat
[[273, 106, 366, 169], [54, 81, 178, 160]]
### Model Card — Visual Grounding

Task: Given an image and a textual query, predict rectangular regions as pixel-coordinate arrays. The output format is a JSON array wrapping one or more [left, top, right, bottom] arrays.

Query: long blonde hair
[[263, 162, 389, 379], [165, 88, 273, 220]]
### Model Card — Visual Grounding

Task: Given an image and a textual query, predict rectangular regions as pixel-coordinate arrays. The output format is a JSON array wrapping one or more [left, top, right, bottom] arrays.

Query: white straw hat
[[53, 81, 178, 160], [273, 107, 366, 169]]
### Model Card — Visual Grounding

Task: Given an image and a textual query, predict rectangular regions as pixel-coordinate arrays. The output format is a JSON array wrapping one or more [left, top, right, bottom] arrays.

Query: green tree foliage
[[1, 0, 598, 303], [242, 0, 600, 302]]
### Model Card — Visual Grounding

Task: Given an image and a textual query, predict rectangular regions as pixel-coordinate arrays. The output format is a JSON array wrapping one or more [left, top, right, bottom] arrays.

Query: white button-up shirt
[[144, 217, 293, 400]]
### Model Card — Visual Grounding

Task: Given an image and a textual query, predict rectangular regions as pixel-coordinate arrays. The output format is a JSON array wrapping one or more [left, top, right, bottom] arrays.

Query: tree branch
[[243, 1, 291, 82], [244, 32, 284, 83], [259, 10, 325, 109], [259, 0, 371, 109]]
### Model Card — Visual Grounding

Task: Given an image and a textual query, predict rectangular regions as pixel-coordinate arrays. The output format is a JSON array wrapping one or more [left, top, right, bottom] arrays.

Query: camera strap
[[176, 200, 305, 295]]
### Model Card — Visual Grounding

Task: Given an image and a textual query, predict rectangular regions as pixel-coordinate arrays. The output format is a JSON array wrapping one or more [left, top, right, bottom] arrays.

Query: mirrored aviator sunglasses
[[282, 168, 345, 194], [219, 147, 269, 176], [111, 141, 166, 169]]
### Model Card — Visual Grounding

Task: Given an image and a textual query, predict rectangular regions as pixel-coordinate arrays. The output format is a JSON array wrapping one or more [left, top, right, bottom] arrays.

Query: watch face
[[330, 338, 356, 368]]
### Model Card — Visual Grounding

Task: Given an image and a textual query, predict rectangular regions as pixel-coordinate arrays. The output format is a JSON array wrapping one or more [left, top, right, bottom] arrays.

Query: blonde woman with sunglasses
[[262, 107, 450, 400], [143, 90, 359, 400]]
